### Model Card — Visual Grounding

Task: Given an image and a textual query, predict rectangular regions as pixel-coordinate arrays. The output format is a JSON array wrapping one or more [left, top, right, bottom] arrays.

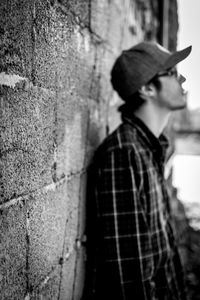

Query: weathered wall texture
[[0, 1, 178, 299]]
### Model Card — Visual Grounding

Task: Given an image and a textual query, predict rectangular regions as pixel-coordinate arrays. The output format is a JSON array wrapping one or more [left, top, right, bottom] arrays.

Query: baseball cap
[[111, 41, 192, 101]]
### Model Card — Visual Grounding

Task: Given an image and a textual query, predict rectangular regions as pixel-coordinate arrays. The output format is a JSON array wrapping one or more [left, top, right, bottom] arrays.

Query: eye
[[169, 69, 178, 78]]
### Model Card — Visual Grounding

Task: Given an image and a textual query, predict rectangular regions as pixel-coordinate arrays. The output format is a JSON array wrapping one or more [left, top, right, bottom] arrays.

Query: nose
[[179, 74, 186, 84]]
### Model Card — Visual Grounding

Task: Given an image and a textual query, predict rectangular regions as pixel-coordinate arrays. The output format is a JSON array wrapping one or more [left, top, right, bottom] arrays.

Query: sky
[[177, 0, 200, 109]]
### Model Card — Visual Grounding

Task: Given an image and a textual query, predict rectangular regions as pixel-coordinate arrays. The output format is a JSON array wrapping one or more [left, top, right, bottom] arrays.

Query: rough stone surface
[[28, 183, 68, 289], [54, 0, 90, 27], [0, 85, 55, 203], [72, 246, 86, 300], [30, 266, 61, 300], [0, 0, 33, 76], [0, 202, 27, 299], [56, 96, 88, 179], [59, 251, 77, 300]]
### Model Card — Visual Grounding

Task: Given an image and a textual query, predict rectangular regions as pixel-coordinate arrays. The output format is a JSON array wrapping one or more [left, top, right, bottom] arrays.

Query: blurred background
[[173, 0, 200, 225], [172, 1, 200, 298]]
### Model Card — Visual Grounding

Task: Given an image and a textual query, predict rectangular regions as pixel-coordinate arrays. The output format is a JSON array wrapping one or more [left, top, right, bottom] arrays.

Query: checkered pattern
[[91, 116, 186, 300]]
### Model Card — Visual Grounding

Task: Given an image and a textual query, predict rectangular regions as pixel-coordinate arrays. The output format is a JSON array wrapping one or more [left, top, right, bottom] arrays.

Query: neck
[[133, 104, 171, 137]]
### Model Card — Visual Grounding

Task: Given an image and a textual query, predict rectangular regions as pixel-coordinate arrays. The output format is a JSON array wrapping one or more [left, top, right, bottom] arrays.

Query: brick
[[0, 85, 55, 203], [27, 182, 68, 289], [0, 202, 27, 299]]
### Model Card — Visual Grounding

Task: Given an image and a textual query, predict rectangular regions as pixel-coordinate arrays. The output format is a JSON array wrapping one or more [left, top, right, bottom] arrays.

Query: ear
[[138, 83, 156, 99]]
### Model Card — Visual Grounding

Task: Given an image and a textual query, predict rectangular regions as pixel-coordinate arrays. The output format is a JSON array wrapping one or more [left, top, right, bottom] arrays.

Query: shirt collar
[[123, 115, 169, 163]]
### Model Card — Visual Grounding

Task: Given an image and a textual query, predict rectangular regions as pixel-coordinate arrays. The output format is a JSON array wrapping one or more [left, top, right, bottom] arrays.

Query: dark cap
[[111, 41, 192, 101]]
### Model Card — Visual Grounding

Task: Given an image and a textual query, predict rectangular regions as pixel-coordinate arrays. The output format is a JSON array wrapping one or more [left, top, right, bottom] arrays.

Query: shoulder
[[91, 123, 144, 192], [93, 122, 143, 166], [97, 122, 140, 153]]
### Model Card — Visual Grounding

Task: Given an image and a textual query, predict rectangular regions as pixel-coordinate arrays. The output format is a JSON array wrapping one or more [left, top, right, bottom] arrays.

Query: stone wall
[[0, 1, 178, 299]]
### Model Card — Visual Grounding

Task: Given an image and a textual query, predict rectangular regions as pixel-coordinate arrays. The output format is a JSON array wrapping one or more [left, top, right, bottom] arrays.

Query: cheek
[[167, 82, 182, 97], [158, 79, 184, 106], [159, 85, 183, 107]]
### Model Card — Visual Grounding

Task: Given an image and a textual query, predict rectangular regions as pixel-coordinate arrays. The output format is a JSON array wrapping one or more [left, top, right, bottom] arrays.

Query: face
[[154, 68, 187, 111]]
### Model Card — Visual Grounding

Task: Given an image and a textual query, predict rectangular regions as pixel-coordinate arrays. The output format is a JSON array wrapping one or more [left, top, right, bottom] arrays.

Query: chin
[[170, 100, 187, 111]]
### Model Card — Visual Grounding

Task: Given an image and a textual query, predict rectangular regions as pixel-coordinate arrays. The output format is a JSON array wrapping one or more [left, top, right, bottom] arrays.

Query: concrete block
[[59, 174, 87, 299], [0, 85, 55, 202], [90, 0, 111, 41], [0, 0, 33, 76], [56, 98, 89, 179], [88, 45, 113, 108], [90, 0, 135, 51], [76, 173, 87, 239], [86, 99, 108, 157], [28, 174, 85, 295], [72, 246, 86, 300], [34, 1, 94, 96], [99, 48, 115, 99], [30, 266, 61, 300], [105, 3, 127, 51], [62, 175, 81, 259], [34, 0, 60, 90], [59, 247, 86, 300], [88, 45, 105, 102], [0, 202, 27, 299], [59, 250, 76, 300], [28, 182, 68, 289], [53, 25, 95, 100], [56, 0, 90, 27], [90, 0, 146, 51], [108, 93, 123, 134]]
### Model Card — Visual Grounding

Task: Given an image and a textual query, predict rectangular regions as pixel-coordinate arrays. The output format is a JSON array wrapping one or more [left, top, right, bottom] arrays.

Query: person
[[86, 41, 192, 300]]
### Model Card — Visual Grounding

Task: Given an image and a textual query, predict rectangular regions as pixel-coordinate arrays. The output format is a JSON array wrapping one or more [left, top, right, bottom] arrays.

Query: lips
[[182, 89, 187, 96]]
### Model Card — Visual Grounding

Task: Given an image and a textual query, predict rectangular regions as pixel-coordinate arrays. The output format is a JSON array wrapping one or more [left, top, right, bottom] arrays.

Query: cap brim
[[164, 45, 192, 70]]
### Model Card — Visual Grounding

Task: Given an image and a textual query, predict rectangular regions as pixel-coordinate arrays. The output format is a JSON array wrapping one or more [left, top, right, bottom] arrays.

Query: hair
[[118, 76, 162, 118]]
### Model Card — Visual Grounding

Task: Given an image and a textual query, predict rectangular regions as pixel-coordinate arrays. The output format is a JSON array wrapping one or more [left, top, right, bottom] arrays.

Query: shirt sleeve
[[95, 148, 156, 300]]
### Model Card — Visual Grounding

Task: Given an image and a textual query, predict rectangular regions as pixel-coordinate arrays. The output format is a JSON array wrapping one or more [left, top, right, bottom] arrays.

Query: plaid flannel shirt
[[91, 116, 186, 300]]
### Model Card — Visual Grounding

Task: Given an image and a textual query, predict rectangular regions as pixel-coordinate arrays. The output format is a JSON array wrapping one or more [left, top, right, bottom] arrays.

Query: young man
[[89, 41, 192, 300]]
